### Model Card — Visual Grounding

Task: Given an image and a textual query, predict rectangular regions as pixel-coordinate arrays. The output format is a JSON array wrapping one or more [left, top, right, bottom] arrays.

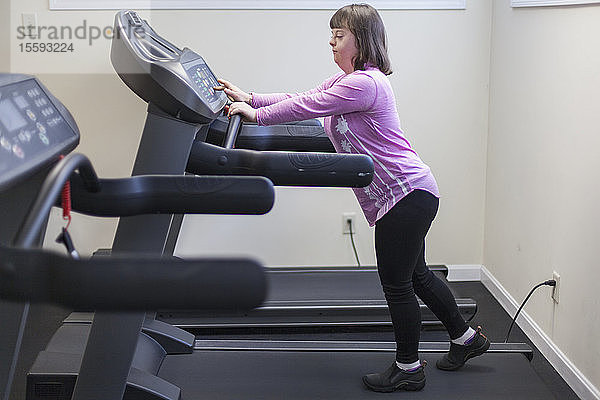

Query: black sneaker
[[362, 362, 426, 392], [436, 326, 490, 371]]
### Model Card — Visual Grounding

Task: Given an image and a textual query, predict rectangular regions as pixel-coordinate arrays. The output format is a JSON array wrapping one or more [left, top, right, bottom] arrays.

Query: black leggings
[[375, 190, 469, 363]]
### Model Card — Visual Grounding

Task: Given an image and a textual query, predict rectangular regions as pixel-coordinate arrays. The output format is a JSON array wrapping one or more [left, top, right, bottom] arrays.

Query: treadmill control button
[[26, 109, 37, 121], [39, 131, 49, 146], [12, 143, 24, 159], [1, 137, 11, 151]]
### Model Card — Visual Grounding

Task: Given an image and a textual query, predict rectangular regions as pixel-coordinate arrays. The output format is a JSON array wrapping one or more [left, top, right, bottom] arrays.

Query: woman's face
[[329, 27, 358, 74]]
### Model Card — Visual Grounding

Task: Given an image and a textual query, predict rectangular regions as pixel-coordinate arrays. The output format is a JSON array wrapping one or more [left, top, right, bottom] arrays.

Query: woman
[[217, 4, 489, 392]]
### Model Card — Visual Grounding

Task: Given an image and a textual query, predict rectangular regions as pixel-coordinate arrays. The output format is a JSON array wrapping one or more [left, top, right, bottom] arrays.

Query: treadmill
[[26, 12, 553, 400], [131, 11, 477, 331], [0, 73, 79, 400], [0, 74, 269, 400]]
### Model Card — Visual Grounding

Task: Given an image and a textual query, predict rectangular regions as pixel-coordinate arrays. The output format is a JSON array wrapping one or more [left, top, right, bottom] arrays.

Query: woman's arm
[[217, 73, 343, 108], [252, 75, 340, 107], [255, 73, 377, 126]]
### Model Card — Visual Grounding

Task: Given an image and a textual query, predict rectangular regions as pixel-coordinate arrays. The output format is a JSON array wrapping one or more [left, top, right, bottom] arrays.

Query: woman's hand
[[214, 79, 252, 105], [228, 101, 257, 123]]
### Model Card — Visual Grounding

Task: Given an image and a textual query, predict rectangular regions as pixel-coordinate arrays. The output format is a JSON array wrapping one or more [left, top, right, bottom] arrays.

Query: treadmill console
[[0, 74, 79, 191], [183, 59, 222, 107], [111, 11, 228, 123]]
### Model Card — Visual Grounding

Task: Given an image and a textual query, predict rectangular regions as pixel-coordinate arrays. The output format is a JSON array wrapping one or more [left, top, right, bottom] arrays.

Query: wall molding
[[445, 264, 482, 282], [480, 266, 600, 400], [48, 0, 466, 10]]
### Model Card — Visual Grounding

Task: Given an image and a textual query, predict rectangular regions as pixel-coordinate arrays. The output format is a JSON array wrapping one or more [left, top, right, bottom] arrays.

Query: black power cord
[[504, 279, 557, 343], [347, 219, 361, 267]]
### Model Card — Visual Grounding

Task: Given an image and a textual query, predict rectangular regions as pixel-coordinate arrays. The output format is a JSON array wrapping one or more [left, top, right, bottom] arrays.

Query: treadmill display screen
[[0, 79, 77, 190], [183, 60, 222, 106], [0, 100, 28, 131]]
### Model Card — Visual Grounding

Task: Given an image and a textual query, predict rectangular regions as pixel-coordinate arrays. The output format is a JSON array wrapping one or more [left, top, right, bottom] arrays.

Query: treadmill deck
[[159, 351, 554, 399]]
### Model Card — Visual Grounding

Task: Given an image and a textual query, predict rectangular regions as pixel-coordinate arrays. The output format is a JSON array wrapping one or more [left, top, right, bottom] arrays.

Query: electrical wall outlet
[[22, 13, 38, 28], [342, 212, 356, 234], [552, 271, 560, 303], [21, 13, 38, 38]]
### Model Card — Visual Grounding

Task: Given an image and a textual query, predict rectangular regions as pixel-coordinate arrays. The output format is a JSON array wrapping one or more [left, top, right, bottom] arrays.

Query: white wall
[[6, 0, 492, 267], [486, 2, 600, 397]]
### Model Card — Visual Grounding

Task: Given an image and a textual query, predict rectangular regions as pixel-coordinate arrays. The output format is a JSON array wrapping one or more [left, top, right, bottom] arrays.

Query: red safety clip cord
[[58, 155, 72, 230]]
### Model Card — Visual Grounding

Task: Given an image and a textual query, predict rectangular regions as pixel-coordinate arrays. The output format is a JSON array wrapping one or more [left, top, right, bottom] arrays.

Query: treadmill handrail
[[66, 173, 275, 217], [187, 141, 374, 188], [223, 114, 243, 149], [206, 115, 335, 153], [0, 245, 267, 311]]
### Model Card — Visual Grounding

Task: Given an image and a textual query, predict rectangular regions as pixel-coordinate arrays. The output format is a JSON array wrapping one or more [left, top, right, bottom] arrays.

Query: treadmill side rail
[[193, 340, 534, 360]]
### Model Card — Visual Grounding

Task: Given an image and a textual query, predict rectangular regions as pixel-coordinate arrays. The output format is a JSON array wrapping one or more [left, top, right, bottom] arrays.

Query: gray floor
[[446, 279, 580, 400]]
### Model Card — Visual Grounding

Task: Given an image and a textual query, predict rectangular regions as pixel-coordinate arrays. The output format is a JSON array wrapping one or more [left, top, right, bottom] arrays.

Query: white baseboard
[[445, 264, 482, 282], [480, 265, 600, 400]]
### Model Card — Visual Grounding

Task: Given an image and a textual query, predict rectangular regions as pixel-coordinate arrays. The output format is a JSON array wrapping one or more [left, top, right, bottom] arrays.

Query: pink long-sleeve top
[[253, 66, 440, 226]]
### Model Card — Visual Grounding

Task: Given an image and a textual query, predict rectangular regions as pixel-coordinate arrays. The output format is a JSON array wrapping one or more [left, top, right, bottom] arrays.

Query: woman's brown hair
[[330, 4, 392, 75]]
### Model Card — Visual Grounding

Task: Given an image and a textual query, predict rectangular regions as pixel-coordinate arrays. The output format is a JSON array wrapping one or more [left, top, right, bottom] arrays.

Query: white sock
[[452, 327, 476, 345], [396, 360, 421, 371]]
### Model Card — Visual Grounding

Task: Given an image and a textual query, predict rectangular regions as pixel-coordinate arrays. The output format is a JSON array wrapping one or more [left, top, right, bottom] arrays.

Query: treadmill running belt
[[265, 270, 427, 301], [158, 351, 555, 399], [267, 270, 384, 301]]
